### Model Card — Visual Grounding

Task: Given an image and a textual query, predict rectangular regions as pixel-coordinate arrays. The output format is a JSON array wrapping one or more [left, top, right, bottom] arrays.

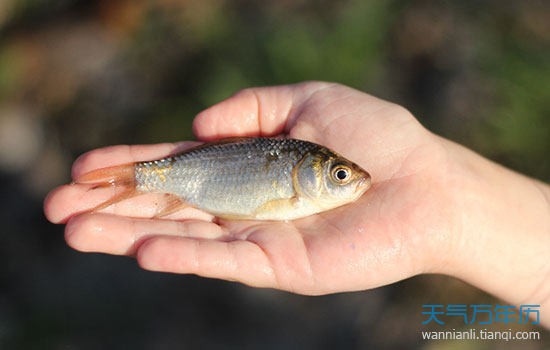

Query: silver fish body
[[132, 138, 371, 220]]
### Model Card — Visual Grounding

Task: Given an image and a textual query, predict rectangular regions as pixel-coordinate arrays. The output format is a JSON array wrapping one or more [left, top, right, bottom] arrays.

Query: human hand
[[44, 81, 456, 292], [44, 82, 550, 322]]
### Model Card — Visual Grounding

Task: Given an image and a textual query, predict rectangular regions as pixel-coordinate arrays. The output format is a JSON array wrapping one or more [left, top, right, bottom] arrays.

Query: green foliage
[[0, 46, 20, 98], [474, 12, 550, 178]]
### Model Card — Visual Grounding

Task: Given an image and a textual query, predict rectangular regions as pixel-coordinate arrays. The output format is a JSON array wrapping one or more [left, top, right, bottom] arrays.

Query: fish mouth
[[356, 176, 372, 192]]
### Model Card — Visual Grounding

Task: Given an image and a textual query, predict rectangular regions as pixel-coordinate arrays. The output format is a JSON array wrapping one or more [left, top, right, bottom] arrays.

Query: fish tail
[[75, 164, 140, 211], [75, 163, 135, 187]]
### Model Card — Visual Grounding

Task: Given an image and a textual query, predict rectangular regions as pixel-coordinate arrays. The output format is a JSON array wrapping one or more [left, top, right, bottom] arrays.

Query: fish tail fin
[[75, 164, 140, 211], [75, 163, 135, 187]]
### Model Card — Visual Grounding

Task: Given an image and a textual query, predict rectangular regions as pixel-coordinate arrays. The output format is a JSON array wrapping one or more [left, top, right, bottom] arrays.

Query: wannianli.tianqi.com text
[[421, 328, 541, 341]]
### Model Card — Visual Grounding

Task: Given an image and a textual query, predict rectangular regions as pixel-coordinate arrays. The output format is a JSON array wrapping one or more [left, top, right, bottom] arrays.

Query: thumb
[[192, 81, 334, 141]]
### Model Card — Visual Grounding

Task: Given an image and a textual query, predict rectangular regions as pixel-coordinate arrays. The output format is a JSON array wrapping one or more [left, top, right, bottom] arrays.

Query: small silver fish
[[77, 138, 371, 220]]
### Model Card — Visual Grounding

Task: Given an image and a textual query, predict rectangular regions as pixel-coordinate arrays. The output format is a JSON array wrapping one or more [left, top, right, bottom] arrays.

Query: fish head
[[293, 148, 371, 211]]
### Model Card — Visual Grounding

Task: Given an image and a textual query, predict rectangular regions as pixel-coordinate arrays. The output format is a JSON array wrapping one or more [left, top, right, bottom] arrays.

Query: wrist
[[436, 137, 550, 327]]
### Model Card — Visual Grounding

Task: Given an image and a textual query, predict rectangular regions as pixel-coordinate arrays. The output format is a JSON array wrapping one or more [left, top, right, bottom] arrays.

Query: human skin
[[44, 82, 550, 327]]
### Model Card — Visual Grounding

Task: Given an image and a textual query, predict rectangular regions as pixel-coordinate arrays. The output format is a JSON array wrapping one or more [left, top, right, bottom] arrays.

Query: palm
[[45, 82, 455, 294]]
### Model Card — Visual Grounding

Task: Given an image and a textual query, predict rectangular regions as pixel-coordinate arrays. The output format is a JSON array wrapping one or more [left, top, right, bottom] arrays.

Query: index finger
[[192, 81, 334, 141]]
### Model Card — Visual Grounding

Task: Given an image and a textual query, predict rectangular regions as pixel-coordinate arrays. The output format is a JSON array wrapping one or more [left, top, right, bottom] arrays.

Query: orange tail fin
[[75, 164, 189, 216], [75, 164, 140, 212], [75, 163, 135, 186]]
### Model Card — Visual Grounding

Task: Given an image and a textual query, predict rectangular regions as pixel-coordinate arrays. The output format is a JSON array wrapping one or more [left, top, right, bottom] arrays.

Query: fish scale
[[135, 138, 318, 217]]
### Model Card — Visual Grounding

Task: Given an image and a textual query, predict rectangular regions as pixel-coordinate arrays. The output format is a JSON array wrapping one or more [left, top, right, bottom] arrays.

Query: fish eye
[[331, 165, 352, 184]]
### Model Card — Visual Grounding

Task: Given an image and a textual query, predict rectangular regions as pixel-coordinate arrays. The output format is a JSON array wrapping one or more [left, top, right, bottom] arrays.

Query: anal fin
[[153, 194, 189, 218]]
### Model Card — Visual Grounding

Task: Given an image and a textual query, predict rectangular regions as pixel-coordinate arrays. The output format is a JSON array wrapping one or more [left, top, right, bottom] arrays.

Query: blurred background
[[0, 0, 548, 349]]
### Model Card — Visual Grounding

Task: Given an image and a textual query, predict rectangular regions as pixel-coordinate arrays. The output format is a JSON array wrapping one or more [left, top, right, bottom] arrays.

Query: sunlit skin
[[44, 82, 550, 327]]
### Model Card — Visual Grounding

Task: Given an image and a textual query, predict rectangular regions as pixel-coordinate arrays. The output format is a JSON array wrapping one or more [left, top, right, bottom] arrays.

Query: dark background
[[0, 1, 548, 349]]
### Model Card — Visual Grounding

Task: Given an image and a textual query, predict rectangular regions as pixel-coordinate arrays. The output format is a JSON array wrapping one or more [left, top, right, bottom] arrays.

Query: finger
[[44, 183, 214, 224], [65, 213, 227, 255], [71, 141, 201, 179], [137, 236, 276, 289], [192, 81, 334, 140]]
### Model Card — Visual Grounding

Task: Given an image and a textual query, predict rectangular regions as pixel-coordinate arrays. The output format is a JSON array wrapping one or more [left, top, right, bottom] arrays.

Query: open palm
[[45, 82, 459, 294]]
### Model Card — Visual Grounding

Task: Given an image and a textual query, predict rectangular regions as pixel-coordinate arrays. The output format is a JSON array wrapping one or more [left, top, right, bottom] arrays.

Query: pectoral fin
[[252, 197, 300, 220]]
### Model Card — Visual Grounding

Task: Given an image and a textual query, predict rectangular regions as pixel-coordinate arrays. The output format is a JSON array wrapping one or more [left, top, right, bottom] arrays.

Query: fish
[[76, 137, 371, 220]]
